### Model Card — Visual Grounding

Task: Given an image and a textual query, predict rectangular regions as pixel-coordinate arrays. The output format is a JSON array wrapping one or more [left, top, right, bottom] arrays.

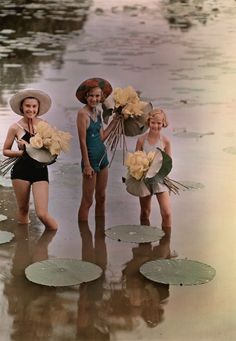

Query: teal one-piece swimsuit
[[82, 115, 109, 172]]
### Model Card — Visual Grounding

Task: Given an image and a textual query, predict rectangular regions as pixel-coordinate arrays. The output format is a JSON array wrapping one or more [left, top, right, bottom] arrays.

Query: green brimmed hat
[[9, 89, 52, 116], [76, 77, 112, 104]]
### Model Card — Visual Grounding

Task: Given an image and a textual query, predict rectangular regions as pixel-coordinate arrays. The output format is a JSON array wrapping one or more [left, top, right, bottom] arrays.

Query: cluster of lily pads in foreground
[[0, 223, 215, 287]]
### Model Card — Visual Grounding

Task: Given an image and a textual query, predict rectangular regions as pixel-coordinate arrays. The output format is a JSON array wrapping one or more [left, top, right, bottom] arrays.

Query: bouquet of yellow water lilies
[[125, 150, 156, 181], [0, 121, 72, 176], [102, 86, 152, 164], [29, 121, 71, 156], [124, 148, 187, 196]]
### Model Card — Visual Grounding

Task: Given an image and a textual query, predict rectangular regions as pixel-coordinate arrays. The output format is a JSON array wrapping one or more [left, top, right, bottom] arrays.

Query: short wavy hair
[[146, 108, 168, 128]]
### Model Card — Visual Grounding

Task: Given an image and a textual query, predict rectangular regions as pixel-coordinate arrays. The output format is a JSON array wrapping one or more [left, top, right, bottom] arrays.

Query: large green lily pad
[[0, 231, 14, 244], [140, 259, 216, 285], [105, 225, 164, 243], [25, 259, 102, 287]]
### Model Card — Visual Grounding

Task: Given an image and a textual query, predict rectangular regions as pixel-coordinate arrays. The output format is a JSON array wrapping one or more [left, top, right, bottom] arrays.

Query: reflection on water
[[77, 218, 109, 339], [0, 0, 91, 103], [3, 227, 57, 340], [0, 0, 236, 339], [160, 0, 220, 31], [77, 219, 171, 338]]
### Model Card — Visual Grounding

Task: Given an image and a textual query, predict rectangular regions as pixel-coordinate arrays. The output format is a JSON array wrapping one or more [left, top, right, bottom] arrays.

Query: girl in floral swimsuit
[[76, 78, 118, 221]]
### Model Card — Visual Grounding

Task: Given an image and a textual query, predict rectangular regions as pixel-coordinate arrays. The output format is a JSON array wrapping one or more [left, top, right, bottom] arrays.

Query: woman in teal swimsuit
[[76, 78, 118, 221]]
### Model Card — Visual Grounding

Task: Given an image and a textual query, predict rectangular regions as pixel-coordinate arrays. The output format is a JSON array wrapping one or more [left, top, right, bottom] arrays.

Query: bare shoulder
[[136, 133, 147, 150], [77, 108, 88, 121], [137, 133, 147, 144], [8, 122, 20, 133], [162, 134, 171, 145]]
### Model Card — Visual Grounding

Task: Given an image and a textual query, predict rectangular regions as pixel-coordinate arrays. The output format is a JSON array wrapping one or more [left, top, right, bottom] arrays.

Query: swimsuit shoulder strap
[[16, 122, 25, 130]]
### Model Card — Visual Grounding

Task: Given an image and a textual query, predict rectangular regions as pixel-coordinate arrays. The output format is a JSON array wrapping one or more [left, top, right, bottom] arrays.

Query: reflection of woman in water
[[77, 217, 109, 339], [98, 228, 173, 331], [122, 231, 171, 328], [3, 227, 58, 341]]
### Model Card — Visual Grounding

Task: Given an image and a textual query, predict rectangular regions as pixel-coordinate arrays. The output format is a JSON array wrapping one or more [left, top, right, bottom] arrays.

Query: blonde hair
[[146, 108, 168, 128]]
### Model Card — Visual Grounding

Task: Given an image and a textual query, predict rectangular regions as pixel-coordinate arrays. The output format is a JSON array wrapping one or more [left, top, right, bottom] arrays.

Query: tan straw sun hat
[[9, 89, 52, 116], [76, 77, 112, 104]]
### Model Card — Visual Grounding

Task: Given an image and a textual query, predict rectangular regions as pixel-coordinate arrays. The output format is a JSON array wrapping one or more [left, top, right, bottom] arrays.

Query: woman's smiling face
[[21, 97, 40, 118], [86, 87, 102, 108]]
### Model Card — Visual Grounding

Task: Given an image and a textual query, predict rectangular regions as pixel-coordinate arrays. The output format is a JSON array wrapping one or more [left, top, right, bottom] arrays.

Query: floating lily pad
[[177, 180, 204, 190], [0, 214, 8, 222], [140, 259, 216, 285], [223, 146, 236, 155], [173, 131, 214, 138], [0, 231, 14, 244], [105, 225, 164, 243], [25, 259, 102, 287], [0, 176, 12, 187]]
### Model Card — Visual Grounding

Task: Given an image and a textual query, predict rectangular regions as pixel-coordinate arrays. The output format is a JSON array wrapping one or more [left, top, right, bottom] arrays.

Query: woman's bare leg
[[95, 167, 108, 218], [139, 195, 152, 225], [32, 181, 58, 230], [79, 173, 96, 221], [12, 179, 31, 224], [156, 191, 172, 229]]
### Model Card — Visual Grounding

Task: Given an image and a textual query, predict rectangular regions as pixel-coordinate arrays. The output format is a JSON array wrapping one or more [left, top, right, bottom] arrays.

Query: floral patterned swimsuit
[[82, 115, 109, 172], [11, 124, 49, 183]]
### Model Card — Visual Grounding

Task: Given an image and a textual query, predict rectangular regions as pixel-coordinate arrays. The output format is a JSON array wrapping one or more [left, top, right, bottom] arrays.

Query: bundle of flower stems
[[0, 157, 18, 176], [163, 177, 190, 194], [106, 115, 128, 165]]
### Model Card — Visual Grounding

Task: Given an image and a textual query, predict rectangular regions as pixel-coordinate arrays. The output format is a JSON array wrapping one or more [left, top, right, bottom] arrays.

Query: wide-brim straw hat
[[9, 89, 52, 116], [76, 77, 112, 104]]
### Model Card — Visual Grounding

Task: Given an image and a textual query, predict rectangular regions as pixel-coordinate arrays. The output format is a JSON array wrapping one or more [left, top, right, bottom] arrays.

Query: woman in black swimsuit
[[3, 89, 58, 230]]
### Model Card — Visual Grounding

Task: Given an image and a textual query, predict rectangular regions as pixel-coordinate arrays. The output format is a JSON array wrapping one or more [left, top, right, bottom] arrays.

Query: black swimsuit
[[11, 130, 49, 183]]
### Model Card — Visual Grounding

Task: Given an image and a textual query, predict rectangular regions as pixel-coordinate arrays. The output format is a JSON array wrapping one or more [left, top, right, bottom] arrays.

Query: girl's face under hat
[[86, 87, 102, 108], [21, 97, 40, 118]]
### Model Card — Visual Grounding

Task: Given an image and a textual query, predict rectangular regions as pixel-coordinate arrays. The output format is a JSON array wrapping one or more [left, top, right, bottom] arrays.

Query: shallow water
[[1, 0, 236, 340]]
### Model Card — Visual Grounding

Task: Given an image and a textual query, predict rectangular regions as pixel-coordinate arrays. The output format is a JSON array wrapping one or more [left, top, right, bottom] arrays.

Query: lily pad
[[25, 259, 102, 287], [0, 231, 14, 244], [105, 225, 164, 243], [0, 176, 12, 187], [223, 146, 236, 155], [0, 214, 8, 222], [140, 259, 216, 285], [176, 180, 204, 190], [173, 131, 214, 138]]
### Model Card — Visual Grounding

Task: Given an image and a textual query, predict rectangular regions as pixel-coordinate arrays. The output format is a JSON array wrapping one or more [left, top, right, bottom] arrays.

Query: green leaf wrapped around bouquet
[[123, 102, 152, 137], [144, 148, 172, 194]]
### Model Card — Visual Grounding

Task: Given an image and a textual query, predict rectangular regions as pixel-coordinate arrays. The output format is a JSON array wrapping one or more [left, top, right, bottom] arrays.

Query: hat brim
[[76, 77, 112, 104], [9, 89, 52, 116]]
